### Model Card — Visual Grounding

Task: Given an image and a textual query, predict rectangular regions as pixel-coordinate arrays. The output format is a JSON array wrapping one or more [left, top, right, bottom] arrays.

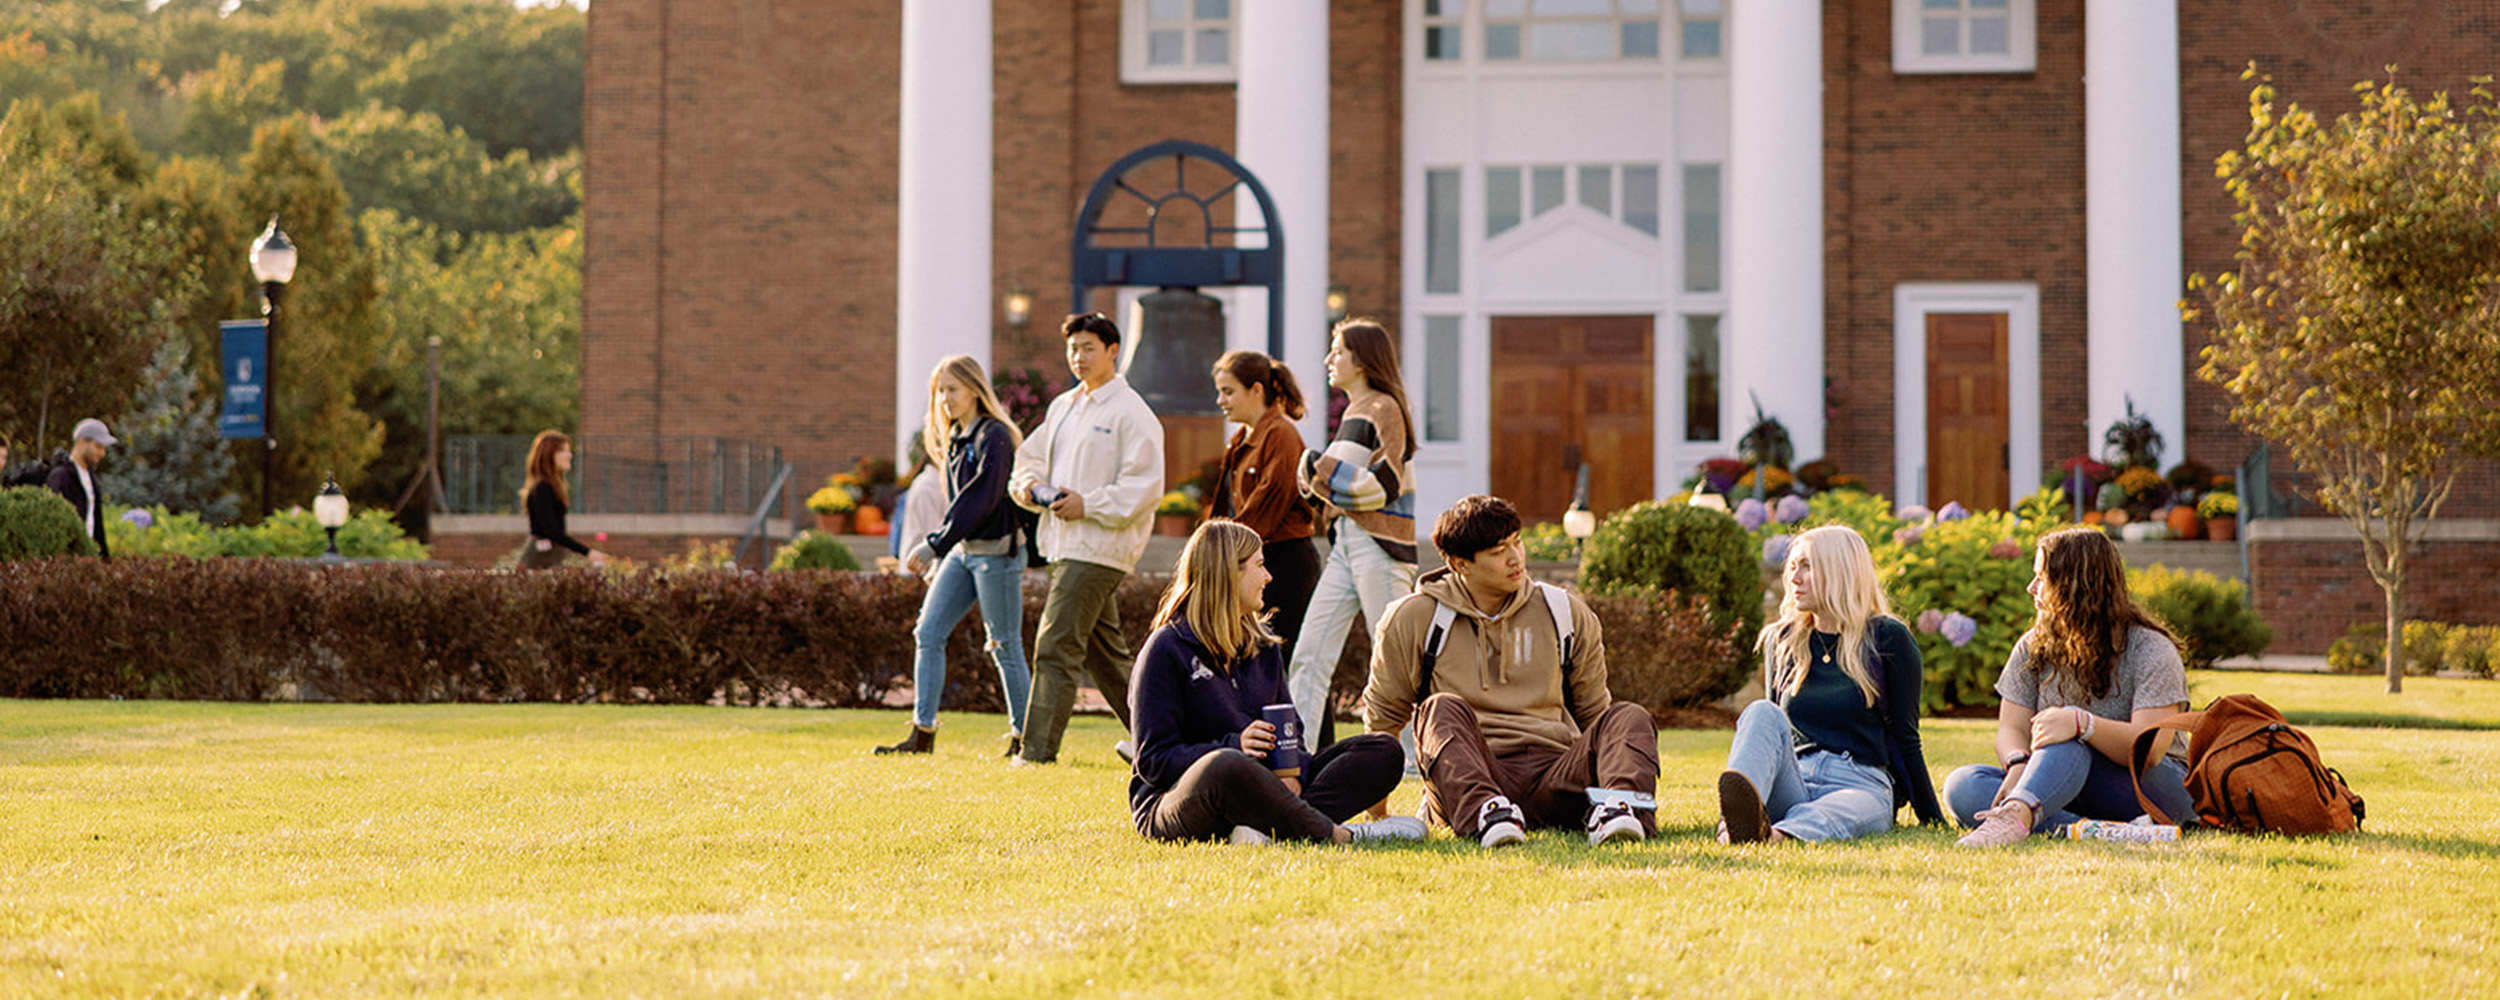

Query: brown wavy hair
[[1330, 319, 1416, 461], [2027, 527, 2181, 699], [1213, 350, 1307, 420], [524, 430, 570, 506]]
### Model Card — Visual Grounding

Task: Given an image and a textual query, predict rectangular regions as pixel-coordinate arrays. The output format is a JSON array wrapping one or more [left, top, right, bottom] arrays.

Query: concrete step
[[2115, 540, 2244, 581]]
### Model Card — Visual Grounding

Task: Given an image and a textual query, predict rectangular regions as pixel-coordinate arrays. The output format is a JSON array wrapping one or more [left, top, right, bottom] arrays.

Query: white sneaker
[[1228, 825, 1271, 846], [1476, 796, 1528, 849], [1344, 816, 1428, 843], [1586, 799, 1646, 846]]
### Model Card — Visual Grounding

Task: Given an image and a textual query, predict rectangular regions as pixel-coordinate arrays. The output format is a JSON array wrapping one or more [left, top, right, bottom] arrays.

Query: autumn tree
[[2189, 69, 2500, 693]]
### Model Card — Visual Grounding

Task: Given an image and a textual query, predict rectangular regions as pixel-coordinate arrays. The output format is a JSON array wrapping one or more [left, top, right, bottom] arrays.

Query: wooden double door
[[1489, 316, 1654, 523]]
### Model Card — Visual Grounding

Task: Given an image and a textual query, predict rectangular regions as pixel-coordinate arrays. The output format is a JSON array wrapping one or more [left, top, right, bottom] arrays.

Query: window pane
[[1195, 0, 1230, 19], [1425, 316, 1463, 442], [1485, 23, 1522, 59], [1922, 17, 1959, 55], [1681, 19, 1721, 58], [1425, 0, 1446, 15], [1579, 165, 1613, 215], [1426, 170, 1461, 293], [1679, 0, 1721, 14], [1682, 164, 1719, 290], [1426, 24, 1460, 60], [1969, 16, 2008, 54], [1486, 167, 1522, 236], [1532, 166, 1565, 217], [1196, 27, 1229, 65], [1921, 0, 1960, 9], [1529, 21, 1615, 59], [1685, 315, 1721, 442], [1486, 0, 1530, 16], [1971, 0, 2008, 8], [1149, 29, 1186, 66], [1624, 0, 1664, 14], [1533, 0, 1615, 14], [1623, 164, 1660, 236], [1622, 20, 1660, 58], [1150, 0, 1188, 23]]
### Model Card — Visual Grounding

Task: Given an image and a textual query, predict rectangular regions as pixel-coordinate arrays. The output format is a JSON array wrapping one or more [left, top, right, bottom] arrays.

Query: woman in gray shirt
[[1949, 527, 2196, 846]]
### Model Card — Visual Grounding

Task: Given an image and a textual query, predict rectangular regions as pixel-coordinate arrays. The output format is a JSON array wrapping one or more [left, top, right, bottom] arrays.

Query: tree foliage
[[101, 335, 241, 523], [2188, 68, 2500, 692]]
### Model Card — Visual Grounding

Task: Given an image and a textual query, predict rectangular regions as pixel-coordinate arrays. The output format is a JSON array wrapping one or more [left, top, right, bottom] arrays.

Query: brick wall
[[2248, 521, 2500, 653]]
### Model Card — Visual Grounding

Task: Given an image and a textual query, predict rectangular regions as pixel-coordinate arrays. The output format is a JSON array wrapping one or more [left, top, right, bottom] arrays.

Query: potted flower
[[2199, 491, 2240, 542], [808, 482, 859, 534], [1155, 490, 1200, 537]]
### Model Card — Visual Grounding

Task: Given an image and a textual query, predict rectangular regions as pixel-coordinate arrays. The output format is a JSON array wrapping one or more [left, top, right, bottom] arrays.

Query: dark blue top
[[1126, 619, 1286, 821], [1771, 616, 1946, 825], [923, 417, 1018, 558]]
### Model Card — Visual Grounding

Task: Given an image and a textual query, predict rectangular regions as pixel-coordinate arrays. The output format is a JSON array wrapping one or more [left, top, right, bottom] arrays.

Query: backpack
[[2128, 693, 2365, 835], [1418, 582, 1581, 720], [3, 450, 69, 489]]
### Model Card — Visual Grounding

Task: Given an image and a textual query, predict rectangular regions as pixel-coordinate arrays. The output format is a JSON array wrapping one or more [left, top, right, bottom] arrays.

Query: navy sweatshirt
[[1770, 617, 1946, 825], [1126, 620, 1288, 822], [923, 417, 1019, 558]]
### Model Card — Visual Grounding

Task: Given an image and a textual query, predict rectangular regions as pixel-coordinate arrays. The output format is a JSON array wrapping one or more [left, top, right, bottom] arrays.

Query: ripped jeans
[[911, 549, 1031, 733]]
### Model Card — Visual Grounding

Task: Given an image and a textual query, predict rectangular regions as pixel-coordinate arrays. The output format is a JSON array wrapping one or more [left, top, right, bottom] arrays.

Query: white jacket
[[1008, 375, 1164, 572]]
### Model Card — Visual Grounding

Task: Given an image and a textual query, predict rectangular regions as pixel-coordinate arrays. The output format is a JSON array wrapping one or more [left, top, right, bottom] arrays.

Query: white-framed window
[[1122, 0, 1236, 85], [1423, 0, 1464, 61], [1423, 316, 1464, 442], [1893, 0, 2035, 74], [1679, 0, 1723, 59], [1484, 162, 1660, 239], [1483, 0, 1663, 62]]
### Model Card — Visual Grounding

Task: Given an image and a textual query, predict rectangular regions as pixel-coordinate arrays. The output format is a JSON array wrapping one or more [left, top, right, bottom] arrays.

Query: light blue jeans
[[1944, 738, 2195, 831], [911, 549, 1031, 732], [1724, 700, 1897, 842], [1285, 527, 1416, 740]]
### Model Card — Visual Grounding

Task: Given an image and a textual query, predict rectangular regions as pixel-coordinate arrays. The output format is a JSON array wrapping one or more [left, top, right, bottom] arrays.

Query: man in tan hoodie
[[1363, 495, 1658, 847]]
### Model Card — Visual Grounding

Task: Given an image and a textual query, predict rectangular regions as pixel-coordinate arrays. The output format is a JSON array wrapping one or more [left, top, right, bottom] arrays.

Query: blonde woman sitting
[[1717, 525, 1945, 843]]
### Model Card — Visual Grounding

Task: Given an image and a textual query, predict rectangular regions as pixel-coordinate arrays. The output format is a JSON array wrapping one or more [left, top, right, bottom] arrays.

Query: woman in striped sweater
[[1285, 319, 1420, 748]]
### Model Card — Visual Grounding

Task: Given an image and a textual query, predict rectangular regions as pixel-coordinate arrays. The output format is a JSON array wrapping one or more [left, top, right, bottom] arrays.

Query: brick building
[[581, 0, 2500, 536]]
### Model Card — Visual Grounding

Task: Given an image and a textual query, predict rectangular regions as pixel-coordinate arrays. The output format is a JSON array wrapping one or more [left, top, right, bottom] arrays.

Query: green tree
[[317, 105, 577, 234], [2188, 69, 2500, 693], [102, 335, 242, 523]]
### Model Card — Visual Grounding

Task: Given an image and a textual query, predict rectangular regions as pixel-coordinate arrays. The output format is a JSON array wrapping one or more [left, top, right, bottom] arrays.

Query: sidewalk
[[2206, 654, 2330, 673]]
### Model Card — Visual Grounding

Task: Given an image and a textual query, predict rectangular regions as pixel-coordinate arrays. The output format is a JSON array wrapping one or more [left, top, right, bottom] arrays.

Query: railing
[[444, 435, 787, 516]]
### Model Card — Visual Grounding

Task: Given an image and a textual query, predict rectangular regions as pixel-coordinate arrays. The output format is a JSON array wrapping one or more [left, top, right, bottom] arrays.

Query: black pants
[[1136, 733, 1406, 842], [1262, 536, 1321, 669]]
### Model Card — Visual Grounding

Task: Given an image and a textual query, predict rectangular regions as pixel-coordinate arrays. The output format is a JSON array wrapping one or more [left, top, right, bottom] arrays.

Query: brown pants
[[1414, 693, 1659, 836]]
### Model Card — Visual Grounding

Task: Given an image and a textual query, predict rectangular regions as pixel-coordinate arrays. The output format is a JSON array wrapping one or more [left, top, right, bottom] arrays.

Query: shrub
[[0, 486, 96, 561], [769, 531, 863, 572], [1593, 589, 1747, 715], [2443, 627, 2497, 678], [1581, 501, 1764, 660], [1521, 520, 1577, 562], [106, 506, 428, 560], [1884, 508, 2049, 711], [2326, 623, 2385, 674], [2401, 621, 2451, 676], [2128, 566, 2273, 669]]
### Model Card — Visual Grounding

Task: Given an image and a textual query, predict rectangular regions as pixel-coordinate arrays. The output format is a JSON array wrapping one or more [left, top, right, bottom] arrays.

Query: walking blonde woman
[[876, 356, 1033, 756], [1717, 525, 1943, 843], [520, 431, 607, 569], [1127, 520, 1421, 845], [1286, 319, 1420, 747]]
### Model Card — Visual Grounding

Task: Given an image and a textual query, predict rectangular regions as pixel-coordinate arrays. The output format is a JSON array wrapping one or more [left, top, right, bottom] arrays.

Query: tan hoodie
[[1363, 567, 1612, 755]]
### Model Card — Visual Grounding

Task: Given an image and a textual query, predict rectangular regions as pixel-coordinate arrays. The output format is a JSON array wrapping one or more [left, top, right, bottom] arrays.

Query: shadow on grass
[[2281, 710, 2500, 731]]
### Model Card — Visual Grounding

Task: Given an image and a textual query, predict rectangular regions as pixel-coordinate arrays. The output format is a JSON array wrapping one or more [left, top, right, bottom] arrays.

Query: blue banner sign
[[220, 319, 268, 440]]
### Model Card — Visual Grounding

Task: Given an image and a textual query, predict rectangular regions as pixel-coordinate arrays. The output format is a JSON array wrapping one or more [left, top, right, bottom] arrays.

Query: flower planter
[[2206, 516, 2237, 542], [2166, 505, 2204, 541], [814, 511, 854, 535], [1154, 513, 1195, 537]]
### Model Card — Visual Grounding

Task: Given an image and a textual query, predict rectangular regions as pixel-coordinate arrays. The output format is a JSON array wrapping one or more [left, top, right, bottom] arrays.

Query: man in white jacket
[[1007, 313, 1165, 765]]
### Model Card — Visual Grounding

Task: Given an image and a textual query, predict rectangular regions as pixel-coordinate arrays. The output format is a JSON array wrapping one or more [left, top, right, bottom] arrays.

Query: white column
[[1236, 1, 1330, 447], [1725, 0, 1825, 462], [895, 0, 993, 461], [2085, 0, 2183, 458]]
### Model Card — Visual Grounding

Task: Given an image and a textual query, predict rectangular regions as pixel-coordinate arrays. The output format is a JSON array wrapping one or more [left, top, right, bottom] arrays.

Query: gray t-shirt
[[1996, 625, 2190, 760]]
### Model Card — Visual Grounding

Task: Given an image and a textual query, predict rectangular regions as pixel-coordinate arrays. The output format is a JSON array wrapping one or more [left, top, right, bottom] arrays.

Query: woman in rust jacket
[[1210, 350, 1321, 679]]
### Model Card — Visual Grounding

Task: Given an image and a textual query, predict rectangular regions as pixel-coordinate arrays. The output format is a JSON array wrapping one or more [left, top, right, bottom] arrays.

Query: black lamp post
[[315, 475, 348, 563], [249, 217, 297, 519]]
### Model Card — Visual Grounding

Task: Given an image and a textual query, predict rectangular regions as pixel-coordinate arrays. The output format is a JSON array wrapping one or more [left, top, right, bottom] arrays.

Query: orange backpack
[[2129, 694, 2365, 835]]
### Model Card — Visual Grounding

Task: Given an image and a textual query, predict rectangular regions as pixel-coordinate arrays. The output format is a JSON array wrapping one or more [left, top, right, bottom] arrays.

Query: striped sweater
[[1299, 393, 1417, 565]]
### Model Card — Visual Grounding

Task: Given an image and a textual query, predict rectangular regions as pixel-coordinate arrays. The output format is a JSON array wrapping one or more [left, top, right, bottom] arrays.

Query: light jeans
[[1944, 738, 2195, 831], [910, 549, 1031, 733], [1285, 527, 1417, 740], [1723, 700, 1897, 842]]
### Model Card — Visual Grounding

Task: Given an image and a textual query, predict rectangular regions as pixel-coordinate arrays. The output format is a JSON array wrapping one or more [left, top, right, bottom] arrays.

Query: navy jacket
[[1126, 619, 1287, 820], [1769, 617, 1946, 825], [924, 417, 1019, 558]]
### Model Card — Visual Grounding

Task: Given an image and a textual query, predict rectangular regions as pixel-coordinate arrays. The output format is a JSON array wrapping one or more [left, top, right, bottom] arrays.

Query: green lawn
[[3, 674, 2494, 998]]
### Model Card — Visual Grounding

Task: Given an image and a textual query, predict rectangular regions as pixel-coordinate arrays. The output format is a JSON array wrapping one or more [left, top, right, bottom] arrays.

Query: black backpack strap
[[1418, 601, 1458, 704]]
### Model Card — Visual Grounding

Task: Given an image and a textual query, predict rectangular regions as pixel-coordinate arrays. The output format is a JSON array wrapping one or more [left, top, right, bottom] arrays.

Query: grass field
[[3, 671, 2494, 998]]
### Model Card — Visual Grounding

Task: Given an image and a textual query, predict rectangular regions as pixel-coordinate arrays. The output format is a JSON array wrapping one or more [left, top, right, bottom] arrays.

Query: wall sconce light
[[1325, 286, 1349, 324], [1003, 288, 1033, 329]]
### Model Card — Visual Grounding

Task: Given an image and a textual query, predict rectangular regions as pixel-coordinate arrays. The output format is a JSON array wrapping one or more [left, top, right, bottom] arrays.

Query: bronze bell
[[1124, 288, 1225, 416]]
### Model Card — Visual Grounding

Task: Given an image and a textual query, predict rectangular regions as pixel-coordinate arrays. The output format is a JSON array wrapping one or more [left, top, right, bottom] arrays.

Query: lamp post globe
[[314, 475, 349, 563], [248, 217, 295, 519]]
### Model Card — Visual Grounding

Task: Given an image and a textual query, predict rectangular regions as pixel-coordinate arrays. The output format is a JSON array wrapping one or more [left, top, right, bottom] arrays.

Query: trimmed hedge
[[0, 487, 97, 562], [0, 558, 1743, 718]]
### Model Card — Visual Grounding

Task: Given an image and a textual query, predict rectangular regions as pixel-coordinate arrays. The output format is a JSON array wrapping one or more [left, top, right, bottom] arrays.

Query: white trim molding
[[1893, 0, 2037, 75], [1893, 282, 2041, 510], [1121, 0, 1239, 85]]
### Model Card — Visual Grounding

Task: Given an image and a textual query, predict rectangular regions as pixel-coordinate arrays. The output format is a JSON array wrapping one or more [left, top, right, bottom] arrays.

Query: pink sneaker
[[1957, 802, 2036, 848]]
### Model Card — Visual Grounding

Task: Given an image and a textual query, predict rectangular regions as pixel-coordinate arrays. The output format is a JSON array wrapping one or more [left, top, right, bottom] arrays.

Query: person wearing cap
[[47, 419, 116, 559]]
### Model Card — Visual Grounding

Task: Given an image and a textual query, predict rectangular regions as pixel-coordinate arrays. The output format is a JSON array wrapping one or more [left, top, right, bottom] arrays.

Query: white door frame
[[1892, 283, 2040, 509]]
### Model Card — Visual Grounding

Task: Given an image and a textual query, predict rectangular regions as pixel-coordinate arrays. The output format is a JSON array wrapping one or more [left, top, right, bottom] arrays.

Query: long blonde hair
[[1152, 520, 1278, 666], [922, 355, 1024, 465], [1760, 525, 1893, 707]]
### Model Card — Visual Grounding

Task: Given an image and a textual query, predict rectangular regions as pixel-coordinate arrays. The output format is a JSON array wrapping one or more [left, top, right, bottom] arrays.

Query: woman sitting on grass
[[1947, 526, 2196, 846], [1716, 526, 1943, 843], [1128, 520, 1425, 845]]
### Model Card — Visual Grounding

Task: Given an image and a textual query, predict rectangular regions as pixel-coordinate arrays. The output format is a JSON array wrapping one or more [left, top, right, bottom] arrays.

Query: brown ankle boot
[[874, 725, 936, 755]]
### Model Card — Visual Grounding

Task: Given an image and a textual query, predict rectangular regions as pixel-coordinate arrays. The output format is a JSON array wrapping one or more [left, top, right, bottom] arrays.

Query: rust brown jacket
[[1212, 408, 1314, 543]]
